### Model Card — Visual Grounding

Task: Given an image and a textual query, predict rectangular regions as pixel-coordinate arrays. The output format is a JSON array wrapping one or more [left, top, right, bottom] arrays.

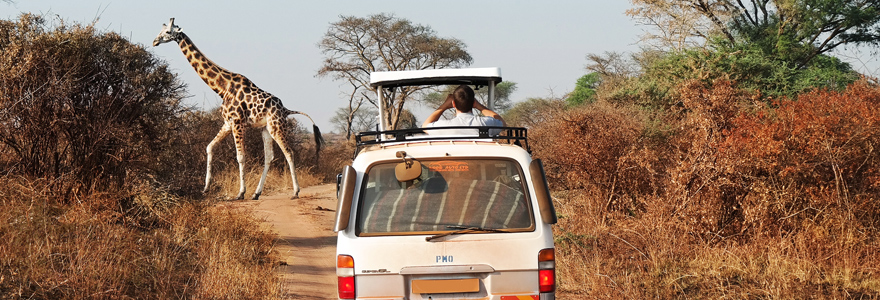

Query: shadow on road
[[276, 235, 335, 249]]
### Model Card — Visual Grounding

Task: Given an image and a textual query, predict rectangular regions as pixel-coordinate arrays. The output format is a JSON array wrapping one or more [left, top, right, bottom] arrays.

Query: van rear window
[[357, 159, 533, 235]]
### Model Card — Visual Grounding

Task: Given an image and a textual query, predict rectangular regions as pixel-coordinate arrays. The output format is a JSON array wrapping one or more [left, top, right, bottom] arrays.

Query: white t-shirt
[[424, 112, 504, 136]]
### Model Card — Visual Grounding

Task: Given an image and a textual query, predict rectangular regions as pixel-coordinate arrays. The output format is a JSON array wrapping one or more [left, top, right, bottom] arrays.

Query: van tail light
[[538, 248, 556, 293], [337, 255, 356, 299]]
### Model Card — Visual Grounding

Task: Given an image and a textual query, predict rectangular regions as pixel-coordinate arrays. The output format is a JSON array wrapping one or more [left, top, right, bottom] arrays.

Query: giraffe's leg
[[230, 122, 247, 200], [204, 123, 232, 193], [253, 128, 274, 200], [268, 121, 300, 199]]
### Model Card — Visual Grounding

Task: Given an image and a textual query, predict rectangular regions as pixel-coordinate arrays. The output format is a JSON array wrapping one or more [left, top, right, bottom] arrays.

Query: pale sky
[[3, 1, 643, 131], [4, 1, 877, 132]]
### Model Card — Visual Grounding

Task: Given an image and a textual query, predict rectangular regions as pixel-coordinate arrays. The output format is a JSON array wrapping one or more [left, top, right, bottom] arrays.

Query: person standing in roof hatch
[[422, 85, 507, 133]]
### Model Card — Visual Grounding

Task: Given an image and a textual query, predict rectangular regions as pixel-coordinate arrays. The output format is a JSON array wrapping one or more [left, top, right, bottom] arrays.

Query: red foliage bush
[[720, 79, 880, 235], [659, 79, 754, 240], [530, 100, 670, 215], [531, 103, 645, 189], [723, 80, 880, 192], [538, 72, 880, 296]]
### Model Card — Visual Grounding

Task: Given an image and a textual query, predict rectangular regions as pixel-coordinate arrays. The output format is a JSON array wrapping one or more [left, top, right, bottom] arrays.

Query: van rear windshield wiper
[[426, 225, 511, 241]]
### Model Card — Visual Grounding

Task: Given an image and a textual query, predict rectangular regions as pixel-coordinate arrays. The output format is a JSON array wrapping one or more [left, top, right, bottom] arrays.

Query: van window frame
[[354, 157, 536, 237]]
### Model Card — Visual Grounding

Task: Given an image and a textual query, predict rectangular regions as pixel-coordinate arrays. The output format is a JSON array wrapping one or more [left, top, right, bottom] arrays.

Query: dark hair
[[452, 85, 475, 112]]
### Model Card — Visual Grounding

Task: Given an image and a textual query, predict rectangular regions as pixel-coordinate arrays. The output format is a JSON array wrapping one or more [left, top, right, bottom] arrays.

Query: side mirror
[[336, 173, 343, 199], [334, 166, 357, 232], [395, 151, 421, 182], [529, 159, 557, 224]]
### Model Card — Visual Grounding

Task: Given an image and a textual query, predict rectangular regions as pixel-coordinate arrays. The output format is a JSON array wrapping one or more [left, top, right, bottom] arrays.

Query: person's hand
[[423, 94, 455, 127], [439, 94, 454, 111]]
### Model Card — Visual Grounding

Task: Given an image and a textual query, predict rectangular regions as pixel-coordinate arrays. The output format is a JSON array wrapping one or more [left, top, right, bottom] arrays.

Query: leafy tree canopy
[[566, 73, 600, 107], [598, 0, 869, 110], [629, 0, 880, 68]]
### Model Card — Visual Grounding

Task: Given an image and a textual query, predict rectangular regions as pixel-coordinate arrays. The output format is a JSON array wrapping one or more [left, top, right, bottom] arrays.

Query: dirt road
[[243, 184, 339, 299]]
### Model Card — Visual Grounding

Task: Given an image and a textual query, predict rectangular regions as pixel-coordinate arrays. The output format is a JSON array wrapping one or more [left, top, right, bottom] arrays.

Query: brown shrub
[[720, 78, 880, 240], [0, 14, 186, 197], [531, 101, 641, 190], [546, 79, 880, 298], [659, 79, 754, 241], [316, 137, 356, 180]]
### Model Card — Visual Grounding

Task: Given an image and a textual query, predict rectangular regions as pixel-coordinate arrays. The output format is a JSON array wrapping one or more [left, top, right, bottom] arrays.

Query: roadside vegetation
[[0, 14, 326, 299], [508, 0, 880, 297], [527, 78, 880, 298]]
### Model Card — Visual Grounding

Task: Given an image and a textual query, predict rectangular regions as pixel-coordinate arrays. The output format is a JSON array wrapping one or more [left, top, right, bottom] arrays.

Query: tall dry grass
[[537, 79, 880, 298], [0, 176, 281, 299]]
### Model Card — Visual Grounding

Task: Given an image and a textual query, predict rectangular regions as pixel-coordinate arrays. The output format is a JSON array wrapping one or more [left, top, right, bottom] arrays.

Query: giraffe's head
[[152, 18, 183, 47]]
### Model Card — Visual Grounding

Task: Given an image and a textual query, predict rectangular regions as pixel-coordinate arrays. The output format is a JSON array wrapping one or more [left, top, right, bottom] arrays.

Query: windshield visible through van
[[357, 159, 533, 235]]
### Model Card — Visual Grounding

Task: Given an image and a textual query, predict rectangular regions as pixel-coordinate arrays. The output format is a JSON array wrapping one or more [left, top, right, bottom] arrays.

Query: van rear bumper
[[352, 269, 554, 300]]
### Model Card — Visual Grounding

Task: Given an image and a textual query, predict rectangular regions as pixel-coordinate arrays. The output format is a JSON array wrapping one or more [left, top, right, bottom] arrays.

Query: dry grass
[[208, 166, 323, 199], [553, 189, 880, 299], [0, 176, 281, 299], [189, 205, 280, 299]]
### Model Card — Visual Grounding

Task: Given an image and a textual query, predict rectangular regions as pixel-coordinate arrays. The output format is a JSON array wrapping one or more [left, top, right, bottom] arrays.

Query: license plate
[[411, 278, 480, 294]]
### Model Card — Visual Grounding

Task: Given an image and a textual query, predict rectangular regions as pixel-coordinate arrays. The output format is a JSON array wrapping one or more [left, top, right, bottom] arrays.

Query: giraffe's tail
[[286, 110, 325, 164]]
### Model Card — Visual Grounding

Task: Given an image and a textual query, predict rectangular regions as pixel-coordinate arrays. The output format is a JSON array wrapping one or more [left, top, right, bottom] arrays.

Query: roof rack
[[355, 127, 529, 157]]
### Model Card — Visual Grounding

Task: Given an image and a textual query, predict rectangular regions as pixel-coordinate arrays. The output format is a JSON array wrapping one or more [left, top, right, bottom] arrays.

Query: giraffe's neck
[[177, 34, 237, 98]]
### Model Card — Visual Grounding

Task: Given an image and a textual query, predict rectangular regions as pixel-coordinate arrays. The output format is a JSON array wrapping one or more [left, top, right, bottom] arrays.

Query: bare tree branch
[[317, 14, 472, 131]]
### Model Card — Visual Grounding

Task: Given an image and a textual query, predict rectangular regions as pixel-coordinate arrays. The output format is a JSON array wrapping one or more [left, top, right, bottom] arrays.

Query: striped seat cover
[[362, 179, 531, 233]]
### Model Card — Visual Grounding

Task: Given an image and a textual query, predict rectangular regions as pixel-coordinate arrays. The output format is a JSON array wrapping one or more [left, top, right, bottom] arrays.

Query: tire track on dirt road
[[240, 184, 339, 299]]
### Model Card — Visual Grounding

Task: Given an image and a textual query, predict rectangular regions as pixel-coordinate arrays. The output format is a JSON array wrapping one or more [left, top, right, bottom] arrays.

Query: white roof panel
[[369, 67, 502, 88]]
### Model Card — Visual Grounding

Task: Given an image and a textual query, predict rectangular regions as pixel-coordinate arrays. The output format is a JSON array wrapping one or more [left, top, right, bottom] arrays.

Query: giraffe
[[152, 18, 323, 200]]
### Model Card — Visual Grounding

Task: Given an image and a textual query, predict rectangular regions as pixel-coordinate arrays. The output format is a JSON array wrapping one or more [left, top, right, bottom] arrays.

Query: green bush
[[595, 42, 859, 111]]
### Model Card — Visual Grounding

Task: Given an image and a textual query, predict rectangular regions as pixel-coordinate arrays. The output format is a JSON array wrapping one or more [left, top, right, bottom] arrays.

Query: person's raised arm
[[473, 101, 507, 126], [422, 95, 455, 127]]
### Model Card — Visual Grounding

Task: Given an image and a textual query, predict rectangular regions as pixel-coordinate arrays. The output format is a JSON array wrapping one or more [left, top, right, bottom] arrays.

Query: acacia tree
[[331, 105, 377, 138], [331, 80, 375, 139], [318, 13, 472, 130], [626, 0, 724, 50], [504, 97, 564, 128], [628, 0, 880, 67]]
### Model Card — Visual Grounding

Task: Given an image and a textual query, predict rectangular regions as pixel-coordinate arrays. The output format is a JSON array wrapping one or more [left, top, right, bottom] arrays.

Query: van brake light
[[538, 248, 555, 293], [337, 255, 355, 299]]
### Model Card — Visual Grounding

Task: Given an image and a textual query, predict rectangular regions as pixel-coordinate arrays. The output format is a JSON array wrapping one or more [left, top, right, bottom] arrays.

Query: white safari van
[[335, 68, 557, 299]]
